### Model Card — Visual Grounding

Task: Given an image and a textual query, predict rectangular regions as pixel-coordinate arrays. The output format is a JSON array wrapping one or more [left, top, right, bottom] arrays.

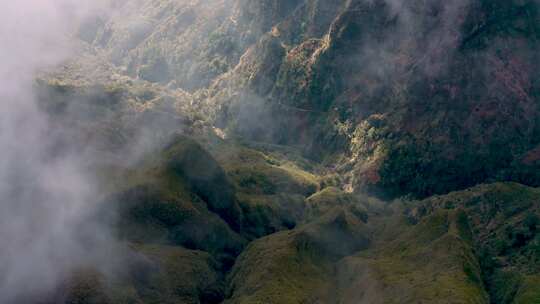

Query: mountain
[[34, 0, 540, 303]]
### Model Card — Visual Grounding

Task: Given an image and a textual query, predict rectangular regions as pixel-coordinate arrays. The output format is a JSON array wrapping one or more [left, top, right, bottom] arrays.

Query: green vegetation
[[226, 231, 333, 304], [410, 183, 540, 304], [35, 0, 540, 302]]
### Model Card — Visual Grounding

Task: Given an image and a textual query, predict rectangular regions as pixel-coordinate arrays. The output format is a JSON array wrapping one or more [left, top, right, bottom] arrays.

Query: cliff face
[[206, 0, 540, 199], [86, 0, 540, 199], [35, 0, 540, 303]]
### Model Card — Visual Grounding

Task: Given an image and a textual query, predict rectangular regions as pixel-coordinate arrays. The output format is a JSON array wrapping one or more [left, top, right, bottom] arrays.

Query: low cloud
[[0, 1, 117, 302]]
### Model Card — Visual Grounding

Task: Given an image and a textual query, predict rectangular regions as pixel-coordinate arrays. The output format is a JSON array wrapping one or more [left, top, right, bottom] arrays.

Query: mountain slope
[[33, 0, 540, 303]]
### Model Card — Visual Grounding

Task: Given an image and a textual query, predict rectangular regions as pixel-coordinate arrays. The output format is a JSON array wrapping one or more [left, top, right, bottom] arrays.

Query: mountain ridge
[[32, 0, 540, 303]]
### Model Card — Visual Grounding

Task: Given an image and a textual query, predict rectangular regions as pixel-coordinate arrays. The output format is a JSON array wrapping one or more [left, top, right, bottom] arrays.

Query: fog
[[0, 1, 115, 302]]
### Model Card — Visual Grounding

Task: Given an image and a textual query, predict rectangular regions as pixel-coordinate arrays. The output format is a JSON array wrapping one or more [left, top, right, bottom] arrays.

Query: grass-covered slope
[[63, 245, 224, 304], [223, 182, 539, 304], [33, 88, 540, 303], [49, 133, 332, 304], [408, 183, 540, 304], [226, 207, 370, 304], [336, 210, 488, 304]]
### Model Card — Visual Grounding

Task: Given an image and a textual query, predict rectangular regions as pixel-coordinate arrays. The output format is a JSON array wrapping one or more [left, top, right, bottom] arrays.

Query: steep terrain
[[75, 0, 540, 199], [31, 0, 540, 303]]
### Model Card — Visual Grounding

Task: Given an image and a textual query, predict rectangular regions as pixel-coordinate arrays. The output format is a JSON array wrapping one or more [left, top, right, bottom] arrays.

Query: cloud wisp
[[0, 1, 116, 302]]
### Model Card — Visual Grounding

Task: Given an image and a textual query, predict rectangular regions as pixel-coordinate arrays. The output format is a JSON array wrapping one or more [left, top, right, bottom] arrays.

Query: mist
[[0, 1, 116, 302]]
